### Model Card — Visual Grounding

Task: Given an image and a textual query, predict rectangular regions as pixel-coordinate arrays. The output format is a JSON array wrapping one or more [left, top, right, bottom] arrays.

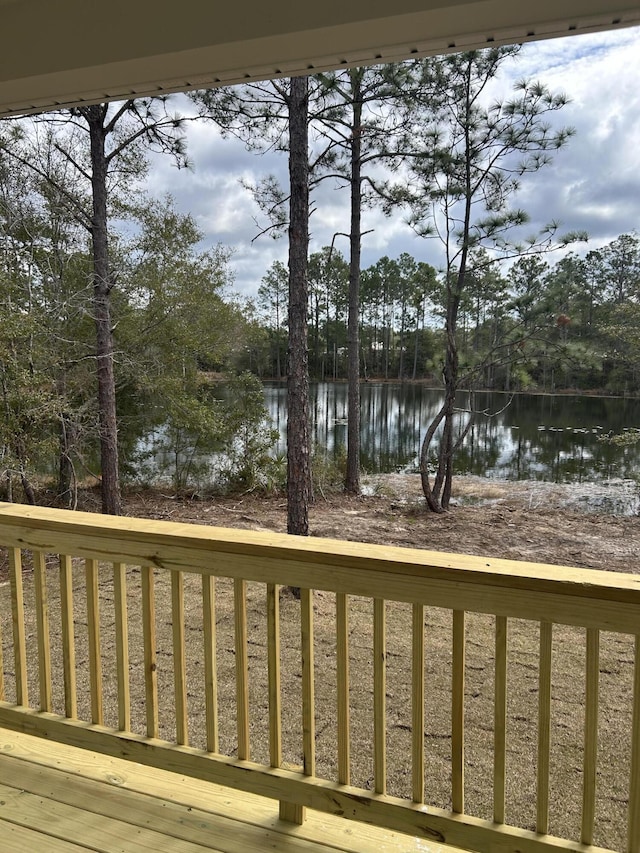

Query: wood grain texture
[[202, 573, 219, 754], [267, 583, 282, 768], [141, 565, 159, 738], [171, 569, 189, 746], [0, 503, 638, 631], [0, 705, 616, 853], [279, 799, 305, 825], [451, 609, 465, 815], [59, 554, 77, 719], [33, 551, 53, 712], [336, 592, 350, 786], [85, 558, 103, 726], [234, 577, 250, 761], [374, 597, 386, 796], [581, 628, 599, 845], [0, 504, 637, 853], [411, 603, 425, 805], [9, 547, 28, 707], [537, 621, 553, 835], [1, 728, 463, 853], [0, 821, 92, 853], [113, 561, 130, 732], [629, 635, 640, 853], [0, 777, 216, 853], [301, 587, 316, 779], [493, 615, 508, 824]]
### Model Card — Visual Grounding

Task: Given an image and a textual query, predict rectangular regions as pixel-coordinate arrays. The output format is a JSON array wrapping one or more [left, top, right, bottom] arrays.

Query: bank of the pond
[[364, 472, 640, 516], [264, 383, 640, 482], [118, 473, 640, 576]]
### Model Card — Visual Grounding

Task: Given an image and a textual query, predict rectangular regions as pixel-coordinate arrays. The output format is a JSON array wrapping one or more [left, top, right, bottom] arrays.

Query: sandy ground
[[123, 473, 640, 574]]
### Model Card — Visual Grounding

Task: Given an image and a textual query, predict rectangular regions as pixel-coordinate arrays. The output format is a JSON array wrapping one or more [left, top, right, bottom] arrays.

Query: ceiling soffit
[[0, 0, 638, 116]]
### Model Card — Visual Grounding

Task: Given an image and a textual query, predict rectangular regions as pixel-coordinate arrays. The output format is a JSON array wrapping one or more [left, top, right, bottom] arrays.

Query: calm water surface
[[264, 382, 640, 483]]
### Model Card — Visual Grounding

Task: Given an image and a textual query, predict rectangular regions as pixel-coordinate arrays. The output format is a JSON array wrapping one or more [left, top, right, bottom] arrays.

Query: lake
[[264, 382, 640, 483]]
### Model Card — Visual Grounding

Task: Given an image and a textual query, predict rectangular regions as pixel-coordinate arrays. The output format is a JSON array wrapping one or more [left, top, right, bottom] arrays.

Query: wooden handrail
[[0, 502, 639, 628], [0, 502, 638, 853]]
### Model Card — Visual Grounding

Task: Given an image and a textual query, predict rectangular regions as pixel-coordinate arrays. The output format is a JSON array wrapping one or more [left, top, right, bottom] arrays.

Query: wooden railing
[[0, 502, 639, 853]]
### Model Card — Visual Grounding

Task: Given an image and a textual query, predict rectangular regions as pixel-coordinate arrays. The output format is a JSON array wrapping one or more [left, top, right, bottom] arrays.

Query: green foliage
[[131, 377, 224, 493], [0, 157, 279, 499], [0, 152, 97, 502], [117, 196, 244, 427], [129, 372, 281, 496], [258, 260, 289, 378], [312, 445, 348, 496], [214, 372, 282, 494]]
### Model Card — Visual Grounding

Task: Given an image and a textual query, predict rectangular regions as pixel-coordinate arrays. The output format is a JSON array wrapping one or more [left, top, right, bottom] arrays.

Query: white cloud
[[148, 26, 640, 296]]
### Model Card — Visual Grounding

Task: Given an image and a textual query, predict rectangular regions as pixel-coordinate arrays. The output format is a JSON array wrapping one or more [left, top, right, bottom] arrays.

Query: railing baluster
[[59, 554, 77, 719], [0, 583, 4, 701], [374, 597, 386, 795], [269, 584, 300, 825], [412, 603, 425, 804], [267, 583, 281, 767], [234, 578, 250, 761], [85, 559, 103, 725], [202, 574, 218, 753], [582, 627, 600, 844], [281, 586, 315, 826], [171, 570, 188, 745], [537, 620, 553, 834], [113, 562, 130, 732], [494, 615, 508, 824], [301, 587, 316, 778], [336, 592, 350, 786], [141, 565, 158, 738], [9, 548, 28, 707], [452, 609, 465, 814], [33, 551, 52, 712], [628, 635, 640, 853]]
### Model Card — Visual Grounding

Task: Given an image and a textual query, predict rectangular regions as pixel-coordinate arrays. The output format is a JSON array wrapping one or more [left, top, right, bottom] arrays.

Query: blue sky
[[146, 25, 640, 298]]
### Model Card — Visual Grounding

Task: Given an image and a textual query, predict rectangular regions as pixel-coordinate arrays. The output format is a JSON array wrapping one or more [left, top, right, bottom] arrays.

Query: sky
[[145, 25, 640, 299]]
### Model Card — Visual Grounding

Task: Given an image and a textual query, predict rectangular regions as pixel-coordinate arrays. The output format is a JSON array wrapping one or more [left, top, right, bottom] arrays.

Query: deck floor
[[0, 730, 452, 853]]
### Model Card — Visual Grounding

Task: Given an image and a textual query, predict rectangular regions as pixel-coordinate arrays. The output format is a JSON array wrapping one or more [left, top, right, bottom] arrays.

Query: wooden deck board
[[0, 730, 457, 853], [1, 822, 95, 853]]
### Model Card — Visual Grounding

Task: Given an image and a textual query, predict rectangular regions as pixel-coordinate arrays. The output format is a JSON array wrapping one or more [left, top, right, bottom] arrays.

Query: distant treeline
[[254, 234, 640, 394]]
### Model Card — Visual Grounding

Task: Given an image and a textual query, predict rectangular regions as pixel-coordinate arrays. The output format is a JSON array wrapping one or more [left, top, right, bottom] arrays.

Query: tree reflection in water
[[264, 382, 640, 483]]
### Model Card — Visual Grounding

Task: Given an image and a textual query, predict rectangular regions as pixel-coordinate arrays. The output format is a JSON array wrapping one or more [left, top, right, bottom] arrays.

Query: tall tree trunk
[[345, 70, 363, 495], [398, 298, 406, 380], [287, 76, 312, 536], [58, 411, 77, 508], [275, 292, 283, 380], [384, 302, 391, 379], [421, 273, 464, 512], [20, 472, 36, 505], [412, 307, 421, 380], [313, 293, 320, 379], [87, 105, 121, 515], [14, 438, 36, 504]]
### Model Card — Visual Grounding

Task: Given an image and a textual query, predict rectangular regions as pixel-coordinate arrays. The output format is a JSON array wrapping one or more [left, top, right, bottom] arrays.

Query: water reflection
[[264, 383, 640, 483]]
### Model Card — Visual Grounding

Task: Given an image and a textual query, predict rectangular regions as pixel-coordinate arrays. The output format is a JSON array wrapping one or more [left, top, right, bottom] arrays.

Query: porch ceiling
[[0, 0, 638, 117]]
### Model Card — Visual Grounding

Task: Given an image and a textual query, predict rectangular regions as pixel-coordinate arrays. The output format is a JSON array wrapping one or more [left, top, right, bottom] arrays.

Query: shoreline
[[261, 377, 640, 400], [363, 472, 640, 516]]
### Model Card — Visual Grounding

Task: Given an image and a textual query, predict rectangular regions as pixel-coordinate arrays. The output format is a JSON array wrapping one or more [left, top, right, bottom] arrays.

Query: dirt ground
[[1, 475, 639, 850], [123, 473, 640, 574]]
